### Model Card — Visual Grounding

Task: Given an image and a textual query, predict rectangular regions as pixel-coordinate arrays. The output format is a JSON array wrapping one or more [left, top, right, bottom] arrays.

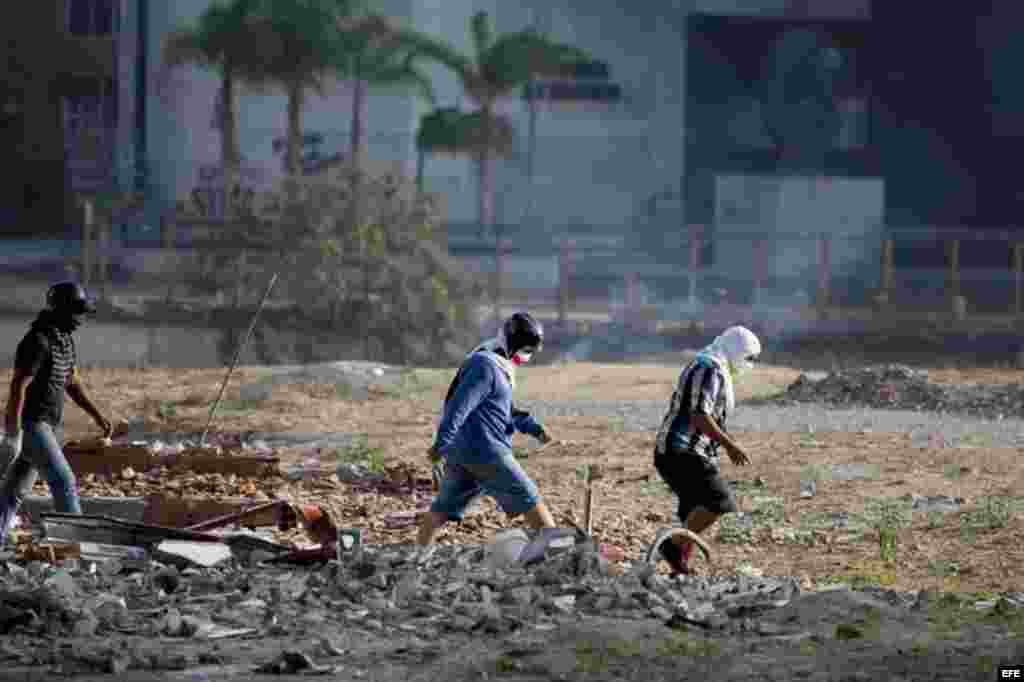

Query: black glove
[[536, 428, 552, 445]]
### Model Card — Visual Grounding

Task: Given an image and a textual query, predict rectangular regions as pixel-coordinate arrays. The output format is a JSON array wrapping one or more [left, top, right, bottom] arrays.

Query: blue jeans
[[0, 421, 80, 546]]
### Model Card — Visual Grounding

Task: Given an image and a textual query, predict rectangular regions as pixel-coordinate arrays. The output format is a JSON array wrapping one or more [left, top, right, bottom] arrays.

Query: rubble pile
[[0, 538, 826, 648], [2, 534, 1024, 676], [778, 364, 1024, 418]]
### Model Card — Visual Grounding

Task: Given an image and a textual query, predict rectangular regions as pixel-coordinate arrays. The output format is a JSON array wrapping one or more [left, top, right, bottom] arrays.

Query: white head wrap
[[695, 325, 761, 411]]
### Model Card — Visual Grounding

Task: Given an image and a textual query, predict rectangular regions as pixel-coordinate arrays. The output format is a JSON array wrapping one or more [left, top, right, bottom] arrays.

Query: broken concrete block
[[799, 480, 816, 499], [154, 541, 232, 569], [21, 497, 148, 523], [487, 530, 529, 571], [42, 570, 77, 599]]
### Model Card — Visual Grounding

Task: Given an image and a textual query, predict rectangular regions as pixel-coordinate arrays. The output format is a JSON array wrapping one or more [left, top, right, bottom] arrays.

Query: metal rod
[[200, 272, 278, 446], [582, 463, 594, 536]]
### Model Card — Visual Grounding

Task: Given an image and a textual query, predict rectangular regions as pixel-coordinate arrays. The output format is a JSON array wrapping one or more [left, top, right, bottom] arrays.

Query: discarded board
[[63, 444, 279, 478], [141, 496, 296, 530], [161, 449, 279, 477], [63, 444, 155, 477], [39, 513, 229, 547], [20, 496, 148, 523]]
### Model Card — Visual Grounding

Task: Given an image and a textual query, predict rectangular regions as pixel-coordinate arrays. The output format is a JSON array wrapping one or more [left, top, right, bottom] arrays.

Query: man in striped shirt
[[649, 326, 761, 575], [0, 282, 113, 549]]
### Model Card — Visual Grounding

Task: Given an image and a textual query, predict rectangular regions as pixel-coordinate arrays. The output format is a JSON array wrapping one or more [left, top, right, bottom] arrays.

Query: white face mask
[[730, 356, 756, 378], [512, 350, 534, 366]]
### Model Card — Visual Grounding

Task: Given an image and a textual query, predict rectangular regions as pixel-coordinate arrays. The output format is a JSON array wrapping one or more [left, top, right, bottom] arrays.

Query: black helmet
[[503, 312, 543, 357], [46, 281, 96, 316]]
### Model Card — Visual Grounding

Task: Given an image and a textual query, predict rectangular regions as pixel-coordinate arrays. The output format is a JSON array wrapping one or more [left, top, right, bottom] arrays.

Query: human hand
[[725, 442, 751, 466], [536, 428, 552, 445], [0, 430, 23, 463], [95, 415, 114, 440]]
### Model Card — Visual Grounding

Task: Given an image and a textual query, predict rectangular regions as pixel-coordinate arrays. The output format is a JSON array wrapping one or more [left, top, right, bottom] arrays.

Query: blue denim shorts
[[431, 450, 540, 521]]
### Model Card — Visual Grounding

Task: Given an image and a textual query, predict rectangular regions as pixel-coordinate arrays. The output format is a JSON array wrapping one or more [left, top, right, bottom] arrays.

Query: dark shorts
[[654, 449, 737, 522]]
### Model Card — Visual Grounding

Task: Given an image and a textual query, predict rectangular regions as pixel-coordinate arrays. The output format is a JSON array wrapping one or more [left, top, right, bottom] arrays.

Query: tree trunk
[[220, 68, 241, 218], [478, 103, 498, 322], [524, 87, 537, 225], [348, 70, 366, 228], [286, 81, 305, 181], [416, 148, 425, 195]]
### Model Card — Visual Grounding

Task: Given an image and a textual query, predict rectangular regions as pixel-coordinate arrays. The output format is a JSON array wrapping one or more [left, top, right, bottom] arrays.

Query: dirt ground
[[8, 357, 1018, 597]]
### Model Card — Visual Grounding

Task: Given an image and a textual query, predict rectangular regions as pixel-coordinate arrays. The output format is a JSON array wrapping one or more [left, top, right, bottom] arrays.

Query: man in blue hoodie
[[417, 312, 555, 548]]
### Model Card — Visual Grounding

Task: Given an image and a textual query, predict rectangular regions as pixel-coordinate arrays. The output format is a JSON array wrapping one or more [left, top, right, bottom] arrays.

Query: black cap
[[46, 281, 97, 315], [503, 312, 544, 356]]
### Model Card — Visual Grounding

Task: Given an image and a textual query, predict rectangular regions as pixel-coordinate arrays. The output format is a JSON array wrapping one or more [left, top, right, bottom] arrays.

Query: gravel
[[523, 399, 1024, 449]]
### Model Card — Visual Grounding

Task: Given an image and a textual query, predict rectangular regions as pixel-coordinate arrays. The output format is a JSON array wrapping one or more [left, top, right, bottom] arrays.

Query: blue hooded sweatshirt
[[431, 350, 543, 464]]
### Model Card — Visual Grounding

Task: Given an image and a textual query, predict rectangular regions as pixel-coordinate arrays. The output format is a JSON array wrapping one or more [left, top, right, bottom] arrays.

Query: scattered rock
[[778, 364, 1024, 419], [904, 494, 964, 514]]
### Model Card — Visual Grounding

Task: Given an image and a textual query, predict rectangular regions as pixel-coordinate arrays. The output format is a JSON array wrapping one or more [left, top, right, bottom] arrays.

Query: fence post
[[947, 238, 961, 305], [80, 198, 94, 288], [878, 237, 894, 307], [688, 224, 703, 305], [752, 237, 767, 306], [817, 233, 831, 314], [1015, 242, 1024, 317], [493, 236, 505, 325], [624, 271, 641, 333], [558, 238, 571, 326]]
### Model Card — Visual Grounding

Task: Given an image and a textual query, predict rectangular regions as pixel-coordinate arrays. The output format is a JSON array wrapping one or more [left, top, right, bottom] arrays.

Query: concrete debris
[[904, 493, 964, 514], [154, 541, 234, 569], [335, 462, 386, 484], [779, 364, 1024, 418], [799, 480, 816, 498], [0, 535, 1020, 677]]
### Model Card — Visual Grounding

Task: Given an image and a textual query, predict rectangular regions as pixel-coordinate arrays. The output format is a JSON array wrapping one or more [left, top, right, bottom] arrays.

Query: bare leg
[[416, 511, 449, 546], [669, 508, 720, 555], [522, 500, 556, 529], [684, 508, 720, 535]]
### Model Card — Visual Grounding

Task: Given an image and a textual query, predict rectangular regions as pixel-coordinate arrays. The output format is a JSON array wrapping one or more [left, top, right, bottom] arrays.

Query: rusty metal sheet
[[140, 495, 288, 529], [185, 500, 298, 533], [40, 513, 226, 547]]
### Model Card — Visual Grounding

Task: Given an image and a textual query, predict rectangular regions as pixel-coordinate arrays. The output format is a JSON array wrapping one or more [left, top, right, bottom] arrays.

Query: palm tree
[[334, 14, 436, 176], [246, 0, 360, 183], [163, 0, 264, 217], [403, 11, 589, 238], [331, 13, 437, 233]]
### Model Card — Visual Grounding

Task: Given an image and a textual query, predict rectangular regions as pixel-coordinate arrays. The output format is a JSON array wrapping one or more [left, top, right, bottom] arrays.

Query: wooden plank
[[63, 444, 279, 478]]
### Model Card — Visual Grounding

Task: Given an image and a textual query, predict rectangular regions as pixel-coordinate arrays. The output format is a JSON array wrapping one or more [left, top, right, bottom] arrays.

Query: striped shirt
[[655, 356, 729, 462], [15, 325, 77, 426]]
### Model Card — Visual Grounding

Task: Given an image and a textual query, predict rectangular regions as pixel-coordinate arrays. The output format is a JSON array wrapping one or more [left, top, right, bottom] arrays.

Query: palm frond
[[470, 11, 493, 61], [483, 32, 592, 92]]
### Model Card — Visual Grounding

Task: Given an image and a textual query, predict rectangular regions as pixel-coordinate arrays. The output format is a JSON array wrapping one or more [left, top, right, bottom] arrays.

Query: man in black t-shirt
[[0, 282, 113, 548]]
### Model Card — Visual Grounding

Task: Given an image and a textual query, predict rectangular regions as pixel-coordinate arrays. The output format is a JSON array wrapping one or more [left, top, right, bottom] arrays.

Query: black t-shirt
[[15, 325, 76, 427]]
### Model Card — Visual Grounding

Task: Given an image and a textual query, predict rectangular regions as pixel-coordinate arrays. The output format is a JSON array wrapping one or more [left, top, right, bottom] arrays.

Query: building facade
[[0, 0, 145, 237], [10, 0, 1024, 310]]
